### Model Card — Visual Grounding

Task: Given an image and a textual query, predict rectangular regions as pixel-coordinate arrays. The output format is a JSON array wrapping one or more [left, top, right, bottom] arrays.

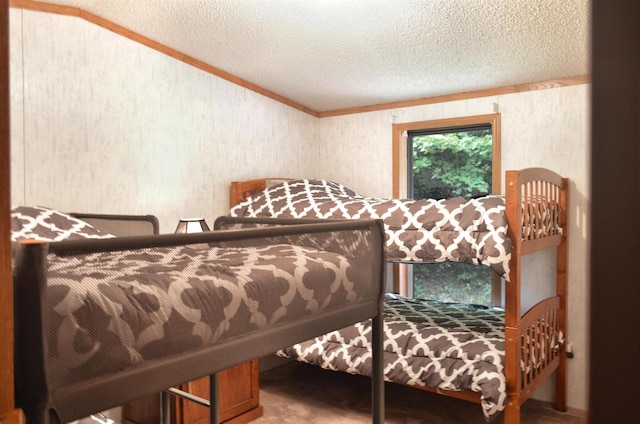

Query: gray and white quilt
[[277, 293, 508, 421], [11, 205, 115, 242], [44, 242, 370, 389], [11, 206, 375, 391], [229, 179, 511, 279]]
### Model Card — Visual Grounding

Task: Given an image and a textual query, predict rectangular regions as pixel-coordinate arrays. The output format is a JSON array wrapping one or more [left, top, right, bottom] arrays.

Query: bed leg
[[40, 409, 56, 424], [503, 400, 521, 424], [160, 391, 170, 424], [555, 358, 568, 412], [164, 378, 219, 424], [371, 313, 385, 424], [209, 373, 219, 424]]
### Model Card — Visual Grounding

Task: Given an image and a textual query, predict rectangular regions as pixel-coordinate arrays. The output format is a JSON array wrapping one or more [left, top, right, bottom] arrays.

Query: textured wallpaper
[[9, 9, 319, 233], [9, 8, 24, 206]]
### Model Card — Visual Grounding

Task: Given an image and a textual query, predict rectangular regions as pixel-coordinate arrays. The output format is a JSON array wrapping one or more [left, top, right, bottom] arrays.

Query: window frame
[[391, 113, 502, 304]]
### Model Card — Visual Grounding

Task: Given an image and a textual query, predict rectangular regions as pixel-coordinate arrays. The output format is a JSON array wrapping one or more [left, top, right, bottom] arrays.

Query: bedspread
[[11, 205, 114, 241], [44, 242, 370, 390], [229, 179, 511, 278], [277, 293, 507, 421]]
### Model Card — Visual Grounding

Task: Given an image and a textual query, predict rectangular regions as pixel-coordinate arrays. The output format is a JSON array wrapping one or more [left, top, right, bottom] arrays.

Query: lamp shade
[[175, 218, 210, 234]]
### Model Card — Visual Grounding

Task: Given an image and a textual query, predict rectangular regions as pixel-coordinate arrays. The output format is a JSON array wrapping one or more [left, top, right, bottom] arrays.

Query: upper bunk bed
[[227, 167, 569, 424], [10, 206, 387, 424]]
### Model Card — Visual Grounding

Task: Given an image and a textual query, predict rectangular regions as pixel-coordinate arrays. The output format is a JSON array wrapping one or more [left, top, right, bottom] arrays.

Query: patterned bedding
[[11, 205, 115, 241], [229, 179, 511, 279], [11, 206, 376, 392], [44, 242, 370, 390], [277, 293, 508, 421]]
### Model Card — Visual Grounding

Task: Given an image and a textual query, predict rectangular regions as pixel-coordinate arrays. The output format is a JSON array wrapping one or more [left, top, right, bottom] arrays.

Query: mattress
[[277, 293, 509, 421], [229, 179, 511, 278], [43, 242, 373, 390]]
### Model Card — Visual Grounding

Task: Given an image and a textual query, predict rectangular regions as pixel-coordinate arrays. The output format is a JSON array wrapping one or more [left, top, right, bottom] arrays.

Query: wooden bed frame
[[229, 167, 569, 424]]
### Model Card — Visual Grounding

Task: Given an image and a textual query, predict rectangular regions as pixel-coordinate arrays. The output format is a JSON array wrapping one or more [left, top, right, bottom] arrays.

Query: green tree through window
[[408, 126, 493, 305], [411, 130, 493, 199]]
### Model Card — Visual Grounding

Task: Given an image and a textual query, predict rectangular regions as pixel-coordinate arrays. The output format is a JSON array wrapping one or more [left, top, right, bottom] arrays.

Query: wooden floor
[[254, 361, 587, 424]]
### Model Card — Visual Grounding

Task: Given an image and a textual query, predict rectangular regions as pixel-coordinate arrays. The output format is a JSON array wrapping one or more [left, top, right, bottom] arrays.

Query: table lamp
[[175, 218, 210, 233]]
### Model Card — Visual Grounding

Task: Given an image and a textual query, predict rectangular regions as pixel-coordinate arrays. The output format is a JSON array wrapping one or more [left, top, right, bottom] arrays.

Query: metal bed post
[[209, 373, 219, 424], [162, 372, 219, 424], [371, 312, 385, 424], [160, 391, 170, 424]]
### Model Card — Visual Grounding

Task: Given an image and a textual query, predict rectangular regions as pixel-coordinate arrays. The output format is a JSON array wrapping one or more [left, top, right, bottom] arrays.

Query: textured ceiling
[[36, 0, 590, 113]]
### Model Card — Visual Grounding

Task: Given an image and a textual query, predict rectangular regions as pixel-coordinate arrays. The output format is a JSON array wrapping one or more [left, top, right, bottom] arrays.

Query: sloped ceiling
[[34, 0, 590, 113]]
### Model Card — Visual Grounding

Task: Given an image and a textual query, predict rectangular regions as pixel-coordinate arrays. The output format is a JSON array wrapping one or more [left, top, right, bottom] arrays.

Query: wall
[[318, 85, 590, 411], [9, 9, 318, 233], [10, 6, 590, 414]]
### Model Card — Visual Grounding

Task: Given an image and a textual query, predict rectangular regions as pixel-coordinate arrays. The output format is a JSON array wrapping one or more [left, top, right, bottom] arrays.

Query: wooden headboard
[[230, 178, 291, 206]]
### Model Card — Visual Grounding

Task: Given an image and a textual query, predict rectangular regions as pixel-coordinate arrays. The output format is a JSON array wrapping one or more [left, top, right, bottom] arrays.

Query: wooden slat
[[554, 177, 569, 412], [10, 0, 78, 16], [412, 383, 482, 404], [504, 171, 522, 329], [0, 0, 15, 415], [319, 76, 590, 117], [518, 356, 561, 405], [513, 167, 566, 188], [521, 234, 563, 255]]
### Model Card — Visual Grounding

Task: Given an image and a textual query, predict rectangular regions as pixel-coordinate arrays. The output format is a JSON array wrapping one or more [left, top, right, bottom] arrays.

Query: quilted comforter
[[11, 206, 375, 391], [44, 242, 369, 390], [11, 205, 115, 242], [277, 293, 507, 421], [229, 179, 511, 278]]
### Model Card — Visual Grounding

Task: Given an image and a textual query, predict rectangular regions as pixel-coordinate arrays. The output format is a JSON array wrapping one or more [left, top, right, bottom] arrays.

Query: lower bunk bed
[[10, 206, 386, 424], [227, 167, 569, 424]]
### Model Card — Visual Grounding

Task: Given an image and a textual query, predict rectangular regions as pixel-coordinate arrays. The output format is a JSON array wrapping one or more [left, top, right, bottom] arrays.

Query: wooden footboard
[[504, 168, 569, 423], [415, 295, 565, 410], [506, 168, 568, 248], [518, 296, 563, 403]]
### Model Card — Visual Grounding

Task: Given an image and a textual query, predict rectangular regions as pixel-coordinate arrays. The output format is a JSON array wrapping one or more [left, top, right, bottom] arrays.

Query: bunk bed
[[10, 206, 386, 424], [227, 167, 569, 424]]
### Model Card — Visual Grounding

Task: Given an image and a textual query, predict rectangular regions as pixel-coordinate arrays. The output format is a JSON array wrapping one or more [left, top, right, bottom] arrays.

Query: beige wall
[[9, 7, 590, 413], [9, 9, 318, 233]]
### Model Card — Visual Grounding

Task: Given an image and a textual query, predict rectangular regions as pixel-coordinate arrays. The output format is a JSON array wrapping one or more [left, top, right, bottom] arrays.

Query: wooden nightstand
[[123, 360, 262, 424]]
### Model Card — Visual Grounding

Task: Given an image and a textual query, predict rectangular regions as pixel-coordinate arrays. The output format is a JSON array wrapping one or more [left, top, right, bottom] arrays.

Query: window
[[392, 114, 501, 305]]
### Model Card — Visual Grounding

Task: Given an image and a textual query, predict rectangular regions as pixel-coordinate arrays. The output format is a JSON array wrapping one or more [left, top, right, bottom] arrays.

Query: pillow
[[11, 206, 115, 242]]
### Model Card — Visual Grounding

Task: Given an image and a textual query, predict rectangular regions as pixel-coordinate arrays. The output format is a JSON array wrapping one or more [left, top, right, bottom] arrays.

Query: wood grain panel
[[0, 0, 15, 416], [320, 76, 591, 117], [10, 0, 78, 16]]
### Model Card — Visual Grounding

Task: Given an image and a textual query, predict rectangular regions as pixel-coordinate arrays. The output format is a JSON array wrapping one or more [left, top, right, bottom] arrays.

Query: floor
[[253, 361, 587, 424]]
